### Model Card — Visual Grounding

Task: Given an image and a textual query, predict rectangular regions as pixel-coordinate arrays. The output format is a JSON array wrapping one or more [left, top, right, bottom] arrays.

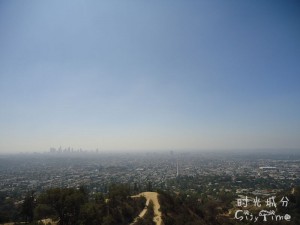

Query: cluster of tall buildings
[[49, 147, 99, 154]]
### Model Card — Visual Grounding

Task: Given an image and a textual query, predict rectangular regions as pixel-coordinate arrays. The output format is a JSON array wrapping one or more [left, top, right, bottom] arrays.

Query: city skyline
[[0, 1, 300, 153]]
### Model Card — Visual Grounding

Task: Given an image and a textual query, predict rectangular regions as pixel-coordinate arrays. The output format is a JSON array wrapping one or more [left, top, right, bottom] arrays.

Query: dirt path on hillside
[[131, 192, 163, 225], [40, 218, 57, 225]]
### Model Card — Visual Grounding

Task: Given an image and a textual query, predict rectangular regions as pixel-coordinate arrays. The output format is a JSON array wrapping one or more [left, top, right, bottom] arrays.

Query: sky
[[0, 1, 300, 153]]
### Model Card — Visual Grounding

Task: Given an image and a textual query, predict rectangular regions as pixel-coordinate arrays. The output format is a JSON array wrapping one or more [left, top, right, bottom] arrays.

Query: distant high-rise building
[[49, 147, 56, 153]]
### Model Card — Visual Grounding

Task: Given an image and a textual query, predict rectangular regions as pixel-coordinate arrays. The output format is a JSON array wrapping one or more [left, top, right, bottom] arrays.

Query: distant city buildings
[[49, 147, 100, 154], [0, 152, 299, 199]]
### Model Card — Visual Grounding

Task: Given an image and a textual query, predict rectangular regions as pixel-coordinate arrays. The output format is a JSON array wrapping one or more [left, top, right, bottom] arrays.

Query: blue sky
[[0, 1, 300, 153]]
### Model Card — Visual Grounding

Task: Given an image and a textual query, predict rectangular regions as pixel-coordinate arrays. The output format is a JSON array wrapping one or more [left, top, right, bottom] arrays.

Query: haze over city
[[0, 1, 300, 153]]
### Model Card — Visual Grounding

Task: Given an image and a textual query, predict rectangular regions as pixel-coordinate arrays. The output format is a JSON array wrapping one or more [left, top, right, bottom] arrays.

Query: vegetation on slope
[[7, 184, 145, 225], [135, 200, 155, 225], [1, 184, 299, 225], [157, 187, 300, 225]]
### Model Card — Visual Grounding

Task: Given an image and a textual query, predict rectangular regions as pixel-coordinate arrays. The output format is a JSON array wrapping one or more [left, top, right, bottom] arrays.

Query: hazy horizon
[[1, 147, 300, 156], [1, 1, 300, 153]]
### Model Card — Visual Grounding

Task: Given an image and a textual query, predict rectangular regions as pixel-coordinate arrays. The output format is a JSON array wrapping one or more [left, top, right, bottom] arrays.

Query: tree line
[[3, 184, 146, 225]]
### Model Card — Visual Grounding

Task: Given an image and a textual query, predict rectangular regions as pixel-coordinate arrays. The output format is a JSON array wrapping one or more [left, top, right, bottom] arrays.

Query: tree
[[34, 204, 55, 221], [147, 181, 152, 192], [102, 215, 116, 225], [79, 202, 102, 225], [0, 193, 17, 223], [134, 182, 139, 193], [37, 188, 87, 225], [21, 191, 36, 223]]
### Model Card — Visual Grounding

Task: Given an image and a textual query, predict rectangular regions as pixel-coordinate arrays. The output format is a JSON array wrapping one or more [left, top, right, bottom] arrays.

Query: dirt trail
[[40, 218, 57, 224], [131, 192, 163, 225]]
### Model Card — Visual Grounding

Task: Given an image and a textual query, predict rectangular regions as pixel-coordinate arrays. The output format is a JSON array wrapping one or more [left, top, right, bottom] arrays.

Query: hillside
[[1, 185, 299, 225]]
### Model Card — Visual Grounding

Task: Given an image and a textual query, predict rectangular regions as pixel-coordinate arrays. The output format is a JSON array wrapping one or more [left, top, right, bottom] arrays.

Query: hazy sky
[[0, 1, 300, 153]]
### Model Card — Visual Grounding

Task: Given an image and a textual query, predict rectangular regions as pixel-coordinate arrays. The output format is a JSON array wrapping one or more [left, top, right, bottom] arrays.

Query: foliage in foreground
[[1, 185, 299, 225], [158, 187, 300, 225], [19, 184, 145, 225]]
